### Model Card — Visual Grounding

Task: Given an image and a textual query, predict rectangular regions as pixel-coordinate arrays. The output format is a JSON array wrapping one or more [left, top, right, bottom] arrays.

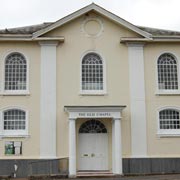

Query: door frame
[[78, 119, 109, 171]]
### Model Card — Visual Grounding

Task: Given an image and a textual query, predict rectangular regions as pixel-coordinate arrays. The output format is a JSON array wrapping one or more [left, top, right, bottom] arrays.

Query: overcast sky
[[1, 0, 180, 31]]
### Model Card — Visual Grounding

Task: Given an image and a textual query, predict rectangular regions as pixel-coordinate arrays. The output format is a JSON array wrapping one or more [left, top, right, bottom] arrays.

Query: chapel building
[[0, 3, 180, 177]]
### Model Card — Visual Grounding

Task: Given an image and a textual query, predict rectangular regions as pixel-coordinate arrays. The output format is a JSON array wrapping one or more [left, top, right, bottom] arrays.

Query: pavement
[[75, 174, 180, 180], [9, 174, 180, 180]]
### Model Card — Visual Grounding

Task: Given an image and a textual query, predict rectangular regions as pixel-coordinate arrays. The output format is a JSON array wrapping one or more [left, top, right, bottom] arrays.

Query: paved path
[[9, 174, 180, 180], [70, 174, 180, 180]]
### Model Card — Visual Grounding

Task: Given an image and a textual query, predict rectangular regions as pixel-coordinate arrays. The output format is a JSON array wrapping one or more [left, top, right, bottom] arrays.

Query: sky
[[1, 0, 180, 31]]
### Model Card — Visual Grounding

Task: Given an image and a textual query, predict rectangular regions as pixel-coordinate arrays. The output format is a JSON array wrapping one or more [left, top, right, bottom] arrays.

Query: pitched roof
[[138, 26, 180, 36], [0, 23, 52, 34]]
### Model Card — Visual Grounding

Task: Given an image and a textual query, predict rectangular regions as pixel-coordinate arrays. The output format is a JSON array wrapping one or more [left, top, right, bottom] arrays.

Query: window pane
[[4, 109, 26, 130], [82, 53, 103, 91], [79, 120, 107, 133], [157, 53, 178, 90], [5, 53, 27, 90], [159, 109, 180, 130]]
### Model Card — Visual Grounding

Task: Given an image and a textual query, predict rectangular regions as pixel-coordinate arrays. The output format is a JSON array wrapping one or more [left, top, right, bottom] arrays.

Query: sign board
[[78, 112, 112, 118]]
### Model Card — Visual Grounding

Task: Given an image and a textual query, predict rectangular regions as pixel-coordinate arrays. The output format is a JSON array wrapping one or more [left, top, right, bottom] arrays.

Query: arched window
[[81, 53, 104, 92], [79, 119, 107, 133], [3, 108, 27, 136], [158, 108, 180, 135], [157, 53, 178, 90], [5, 52, 27, 91]]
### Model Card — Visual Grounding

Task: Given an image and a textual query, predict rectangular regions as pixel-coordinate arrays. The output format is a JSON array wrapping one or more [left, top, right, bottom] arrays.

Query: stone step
[[77, 171, 115, 178]]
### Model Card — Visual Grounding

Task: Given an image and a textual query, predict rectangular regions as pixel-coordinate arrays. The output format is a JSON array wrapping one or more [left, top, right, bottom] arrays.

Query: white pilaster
[[112, 118, 122, 174], [112, 119, 115, 173], [39, 41, 58, 158], [69, 118, 76, 177], [128, 43, 147, 157]]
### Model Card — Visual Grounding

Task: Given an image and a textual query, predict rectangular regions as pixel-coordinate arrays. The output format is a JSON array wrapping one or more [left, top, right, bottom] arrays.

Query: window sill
[[157, 133, 180, 137], [0, 91, 30, 96], [155, 90, 180, 95], [0, 134, 30, 138], [5, 154, 22, 156], [80, 91, 107, 96]]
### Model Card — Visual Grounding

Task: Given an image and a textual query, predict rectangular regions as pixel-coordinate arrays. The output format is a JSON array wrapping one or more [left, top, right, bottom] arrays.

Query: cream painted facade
[[1, 3, 180, 177]]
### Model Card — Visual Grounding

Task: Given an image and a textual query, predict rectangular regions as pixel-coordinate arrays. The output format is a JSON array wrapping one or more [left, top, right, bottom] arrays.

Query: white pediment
[[32, 3, 152, 39]]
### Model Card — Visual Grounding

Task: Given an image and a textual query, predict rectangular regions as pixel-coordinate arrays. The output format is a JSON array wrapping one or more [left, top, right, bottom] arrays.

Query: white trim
[[81, 16, 104, 38], [157, 106, 180, 112], [0, 106, 29, 137], [80, 50, 107, 95], [157, 133, 180, 137], [32, 3, 152, 39], [157, 106, 180, 136], [0, 36, 65, 42], [155, 52, 180, 94], [130, 155, 148, 158], [155, 91, 180, 95], [39, 41, 59, 46], [1, 51, 30, 95], [0, 91, 30, 96], [39, 156, 58, 159], [0, 135, 30, 138]]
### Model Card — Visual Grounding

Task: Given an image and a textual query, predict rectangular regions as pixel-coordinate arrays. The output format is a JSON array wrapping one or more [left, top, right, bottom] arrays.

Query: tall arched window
[[5, 52, 27, 91], [81, 53, 104, 93], [3, 108, 28, 136], [158, 108, 180, 135], [157, 53, 178, 90]]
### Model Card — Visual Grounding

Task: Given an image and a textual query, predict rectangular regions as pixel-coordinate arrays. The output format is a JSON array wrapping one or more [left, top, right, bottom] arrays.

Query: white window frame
[[156, 52, 180, 95], [2, 51, 30, 95], [80, 51, 107, 95], [0, 107, 29, 137], [157, 106, 180, 136]]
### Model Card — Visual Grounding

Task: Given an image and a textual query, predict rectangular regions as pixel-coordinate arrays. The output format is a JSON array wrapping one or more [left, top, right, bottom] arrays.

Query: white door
[[78, 133, 108, 170]]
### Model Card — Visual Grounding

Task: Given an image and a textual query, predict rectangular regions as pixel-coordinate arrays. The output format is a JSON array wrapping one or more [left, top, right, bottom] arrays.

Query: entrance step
[[77, 171, 115, 177]]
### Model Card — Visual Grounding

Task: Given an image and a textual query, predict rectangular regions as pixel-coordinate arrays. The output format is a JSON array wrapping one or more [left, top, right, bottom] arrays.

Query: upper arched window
[[157, 53, 178, 90], [81, 53, 105, 93], [5, 52, 27, 91]]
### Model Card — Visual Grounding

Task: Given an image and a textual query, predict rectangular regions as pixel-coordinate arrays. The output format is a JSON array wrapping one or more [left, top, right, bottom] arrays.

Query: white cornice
[[64, 105, 126, 112], [121, 37, 152, 43], [0, 36, 65, 42], [121, 37, 180, 43]]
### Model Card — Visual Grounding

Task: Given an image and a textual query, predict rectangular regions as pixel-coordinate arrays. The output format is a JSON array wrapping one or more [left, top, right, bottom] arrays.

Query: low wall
[[0, 158, 68, 178], [123, 158, 180, 174], [1, 158, 180, 177]]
